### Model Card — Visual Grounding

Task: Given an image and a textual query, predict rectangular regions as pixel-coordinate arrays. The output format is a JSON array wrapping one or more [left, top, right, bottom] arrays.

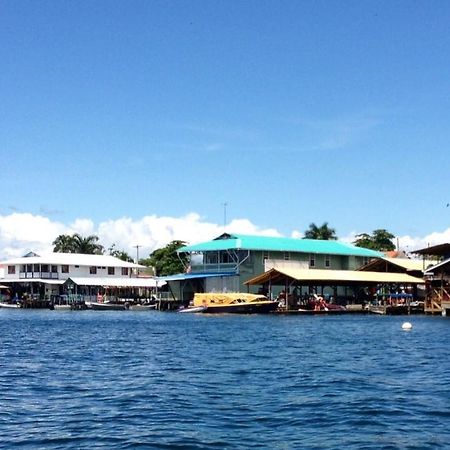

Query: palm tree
[[72, 233, 104, 254], [53, 234, 76, 253], [52, 233, 104, 254], [303, 222, 337, 240]]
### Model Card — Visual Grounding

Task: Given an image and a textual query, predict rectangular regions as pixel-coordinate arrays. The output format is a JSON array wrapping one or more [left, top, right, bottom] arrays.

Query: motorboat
[[193, 293, 278, 314], [0, 302, 21, 309], [86, 301, 127, 311], [178, 305, 207, 313], [129, 303, 157, 311]]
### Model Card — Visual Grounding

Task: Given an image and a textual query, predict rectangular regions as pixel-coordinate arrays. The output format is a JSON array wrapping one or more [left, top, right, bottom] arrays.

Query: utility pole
[[222, 202, 228, 227], [134, 245, 141, 263], [134, 245, 141, 276]]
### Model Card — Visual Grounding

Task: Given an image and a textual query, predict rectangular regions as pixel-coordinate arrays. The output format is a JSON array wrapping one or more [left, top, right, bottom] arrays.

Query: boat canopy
[[193, 292, 267, 307]]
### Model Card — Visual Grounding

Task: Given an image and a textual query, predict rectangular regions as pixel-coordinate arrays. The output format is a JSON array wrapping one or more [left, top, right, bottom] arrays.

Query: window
[[121, 267, 129, 276], [90, 266, 97, 275], [61, 265, 69, 273], [325, 255, 331, 268], [51, 265, 58, 273], [8, 265, 15, 275], [108, 267, 115, 275], [309, 254, 316, 268], [284, 252, 290, 261], [33, 264, 40, 272], [41, 264, 49, 272]]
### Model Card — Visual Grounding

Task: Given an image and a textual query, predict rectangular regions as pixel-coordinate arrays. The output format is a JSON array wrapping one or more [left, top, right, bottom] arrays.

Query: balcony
[[190, 262, 238, 274], [19, 272, 59, 280]]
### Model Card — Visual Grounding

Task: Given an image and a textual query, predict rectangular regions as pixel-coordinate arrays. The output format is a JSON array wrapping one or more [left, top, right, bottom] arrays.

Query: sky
[[1, 0, 449, 260]]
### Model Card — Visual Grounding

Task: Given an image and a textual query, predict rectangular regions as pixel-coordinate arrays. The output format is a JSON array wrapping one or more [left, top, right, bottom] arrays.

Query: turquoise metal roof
[[178, 233, 383, 258]]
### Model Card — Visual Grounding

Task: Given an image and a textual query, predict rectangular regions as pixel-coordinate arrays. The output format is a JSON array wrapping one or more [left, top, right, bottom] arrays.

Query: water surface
[[1, 310, 449, 449]]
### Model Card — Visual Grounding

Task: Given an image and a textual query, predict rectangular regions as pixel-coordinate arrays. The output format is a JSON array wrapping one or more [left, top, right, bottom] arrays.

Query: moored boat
[[86, 301, 127, 311], [129, 303, 157, 311], [193, 293, 278, 314], [0, 302, 21, 309], [178, 305, 207, 313]]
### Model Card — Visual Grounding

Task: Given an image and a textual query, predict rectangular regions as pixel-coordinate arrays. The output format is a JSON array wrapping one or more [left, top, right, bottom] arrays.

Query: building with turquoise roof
[[163, 233, 382, 302]]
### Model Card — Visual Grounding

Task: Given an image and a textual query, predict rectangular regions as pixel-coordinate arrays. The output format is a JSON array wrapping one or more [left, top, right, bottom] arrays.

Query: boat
[[178, 305, 207, 313], [193, 293, 278, 314], [0, 302, 21, 309], [54, 304, 72, 311], [86, 301, 127, 311], [129, 303, 157, 311]]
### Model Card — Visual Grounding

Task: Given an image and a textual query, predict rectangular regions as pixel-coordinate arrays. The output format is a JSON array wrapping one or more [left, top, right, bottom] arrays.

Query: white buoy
[[402, 322, 413, 330]]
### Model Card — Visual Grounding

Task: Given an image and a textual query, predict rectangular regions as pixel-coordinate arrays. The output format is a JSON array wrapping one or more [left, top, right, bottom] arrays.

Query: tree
[[353, 229, 395, 251], [52, 234, 76, 253], [52, 233, 104, 254], [108, 244, 134, 262], [303, 222, 337, 240], [147, 240, 188, 276]]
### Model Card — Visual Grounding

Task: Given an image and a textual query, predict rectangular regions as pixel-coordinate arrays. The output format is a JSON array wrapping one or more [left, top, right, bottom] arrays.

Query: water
[[1, 311, 450, 449]]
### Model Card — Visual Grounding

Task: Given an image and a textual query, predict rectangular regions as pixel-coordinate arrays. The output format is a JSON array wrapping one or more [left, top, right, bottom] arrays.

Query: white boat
[[129, 304, 157, 311], [54, 304, 72, 311], [178, 305, 207, 313], [0, 302, 21, 309]]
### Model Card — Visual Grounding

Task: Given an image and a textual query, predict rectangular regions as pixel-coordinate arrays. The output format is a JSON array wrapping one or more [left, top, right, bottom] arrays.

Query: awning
[[160, 272, 238, 282], [0, 278, 65, 285], [244, 268, 425, 286], [67, 277, 165, 288]]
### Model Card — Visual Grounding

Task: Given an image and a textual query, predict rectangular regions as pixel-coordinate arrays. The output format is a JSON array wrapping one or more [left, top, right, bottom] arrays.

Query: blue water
[[1, 311, 450, 449]]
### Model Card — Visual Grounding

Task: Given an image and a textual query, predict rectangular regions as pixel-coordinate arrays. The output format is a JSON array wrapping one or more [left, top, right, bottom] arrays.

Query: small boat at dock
[[0, 302, 21, 309], [193, 293, 278, 314]]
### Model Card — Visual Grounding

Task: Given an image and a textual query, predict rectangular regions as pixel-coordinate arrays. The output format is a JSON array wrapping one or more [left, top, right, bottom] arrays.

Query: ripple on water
[[1, 311, 450, 449]]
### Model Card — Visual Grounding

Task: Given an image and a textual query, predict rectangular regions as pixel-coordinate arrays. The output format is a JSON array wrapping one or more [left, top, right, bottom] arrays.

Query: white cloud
[[0, 212, 282, 260], [0, 212, 448, 261]]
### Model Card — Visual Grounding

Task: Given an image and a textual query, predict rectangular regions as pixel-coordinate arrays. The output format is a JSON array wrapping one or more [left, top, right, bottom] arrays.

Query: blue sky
[[1, 0, 449, 256]]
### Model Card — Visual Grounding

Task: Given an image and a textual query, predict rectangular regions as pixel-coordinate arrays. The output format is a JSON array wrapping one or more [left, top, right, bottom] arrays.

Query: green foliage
[[147, 240, 188, 276], [303, 222, 337, 240], [52, 233, 104, 254], [353, 229, 396, 251], [108, 244, 134, 262]]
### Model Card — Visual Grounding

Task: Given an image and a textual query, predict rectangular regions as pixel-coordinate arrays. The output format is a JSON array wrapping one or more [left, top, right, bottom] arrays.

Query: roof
[[178, 233, 382, 258], [160, 271, 238, 282], [0, 253, 143, 269], [244, 267, 425, 286], [67, 277, 165, 288], [424, 258, 450, 275], [358, 257, 431, 273], [412, 243, 450, 256]]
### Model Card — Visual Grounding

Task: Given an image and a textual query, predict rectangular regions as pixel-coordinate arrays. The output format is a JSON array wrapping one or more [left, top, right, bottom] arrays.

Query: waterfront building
[[163, 233, 383, 301], [413, 243, 450, 314], [0, 252, 161, 306]]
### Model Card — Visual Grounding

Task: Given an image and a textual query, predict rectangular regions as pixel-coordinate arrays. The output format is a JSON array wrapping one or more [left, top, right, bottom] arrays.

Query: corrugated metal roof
[[178, 233, 382, 258], [358, 257, 432, 272], [0, 253, 143, 268], [424, 257, 450, 275], [245, 267, 424, 285]]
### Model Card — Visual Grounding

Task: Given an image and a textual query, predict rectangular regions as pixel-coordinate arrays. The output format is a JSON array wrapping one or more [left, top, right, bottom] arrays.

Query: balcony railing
[[19, 272, 59, 279], [190, 263, 238, 273]]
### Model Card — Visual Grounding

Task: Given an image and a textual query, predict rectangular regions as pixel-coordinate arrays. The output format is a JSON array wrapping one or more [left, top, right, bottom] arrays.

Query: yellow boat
[[193, 293, 278, 314]]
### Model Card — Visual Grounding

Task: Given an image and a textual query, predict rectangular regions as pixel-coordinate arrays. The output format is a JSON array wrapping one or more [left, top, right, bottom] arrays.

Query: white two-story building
[[0, 251, 162, 303]]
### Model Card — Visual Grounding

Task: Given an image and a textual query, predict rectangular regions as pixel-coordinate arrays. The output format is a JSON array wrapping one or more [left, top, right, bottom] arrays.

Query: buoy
[[402, 322, 413, 330]]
